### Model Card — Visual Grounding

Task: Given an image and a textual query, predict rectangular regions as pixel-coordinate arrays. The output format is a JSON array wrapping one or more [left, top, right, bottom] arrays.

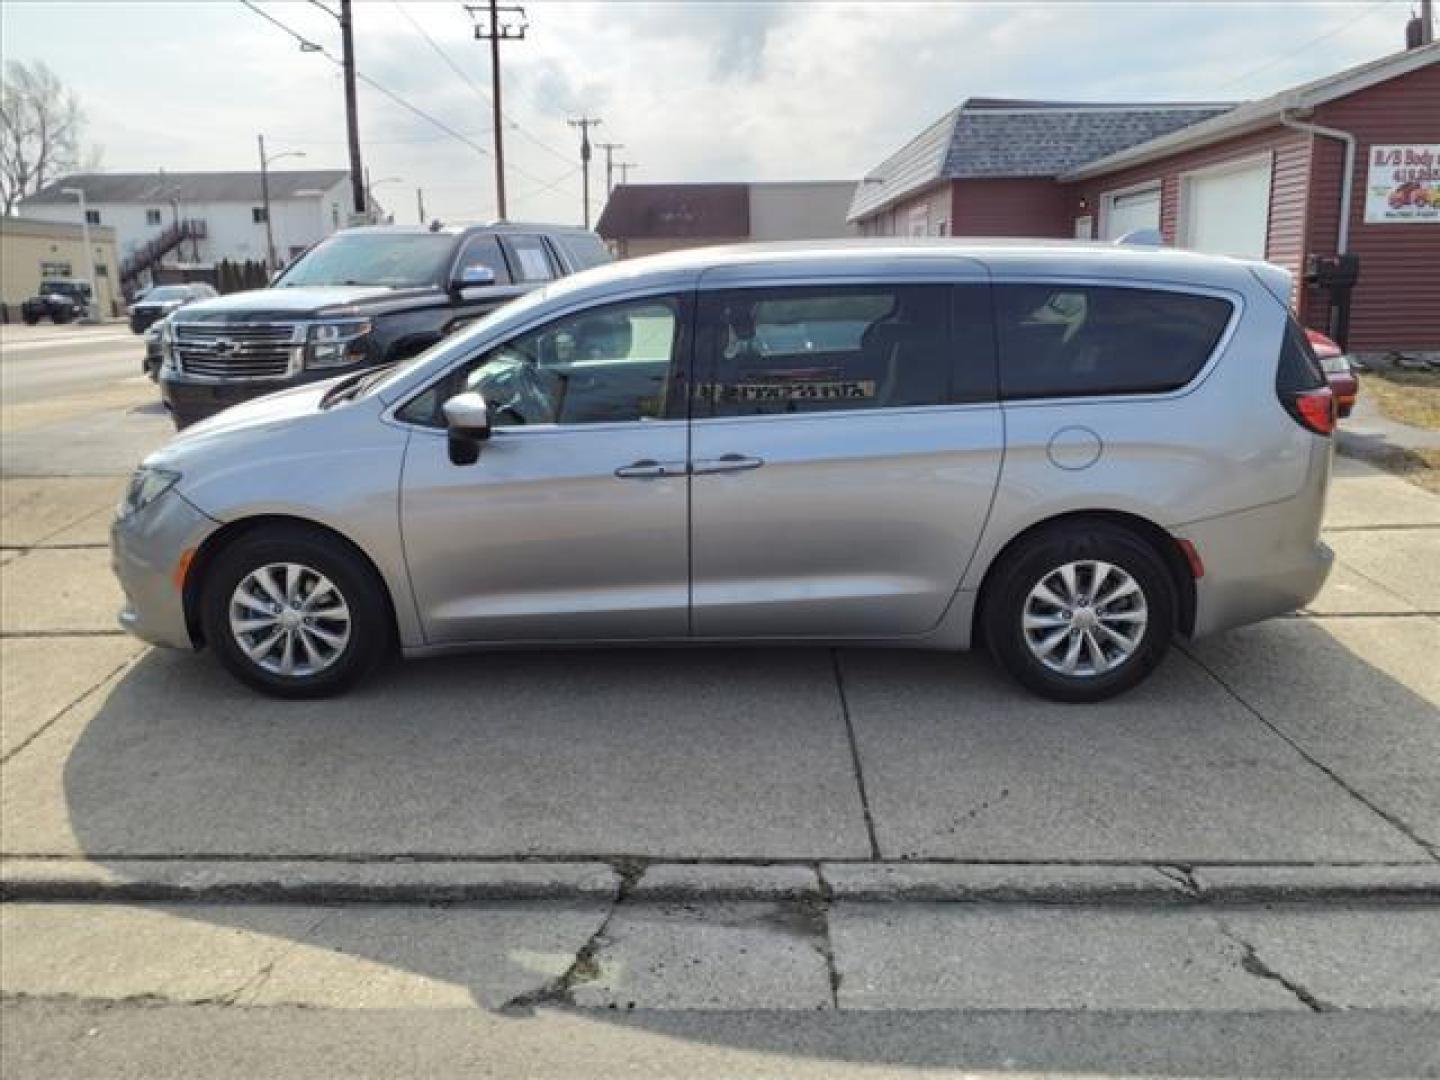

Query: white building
[[18, 170, 359, 292]]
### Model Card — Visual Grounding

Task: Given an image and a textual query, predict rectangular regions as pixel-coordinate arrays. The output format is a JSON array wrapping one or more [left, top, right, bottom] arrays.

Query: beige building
[[597, 181, 857, 258], [1, 216, 121, 318]]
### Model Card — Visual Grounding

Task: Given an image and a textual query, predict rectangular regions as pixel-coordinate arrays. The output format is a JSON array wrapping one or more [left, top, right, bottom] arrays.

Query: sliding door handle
[[615, 459, 685, 479], [693, 454, 764, 475]]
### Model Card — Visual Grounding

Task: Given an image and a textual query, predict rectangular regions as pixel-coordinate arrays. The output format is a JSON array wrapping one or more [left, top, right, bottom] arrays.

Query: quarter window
[[994, 284, 1232, 399], [697, 285, 969, 417], [399, 295, 686, 428]]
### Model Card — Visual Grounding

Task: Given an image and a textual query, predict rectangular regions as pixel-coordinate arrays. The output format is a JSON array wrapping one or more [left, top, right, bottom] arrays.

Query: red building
[[850, 43, 1439, 356]]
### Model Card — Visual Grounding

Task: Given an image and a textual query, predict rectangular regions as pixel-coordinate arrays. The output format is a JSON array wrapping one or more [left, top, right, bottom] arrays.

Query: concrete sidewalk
[[1, 456, 1437, 879]]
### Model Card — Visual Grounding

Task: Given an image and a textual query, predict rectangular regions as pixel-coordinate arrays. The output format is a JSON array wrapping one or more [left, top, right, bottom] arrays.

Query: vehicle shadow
[[42, 621, 1440, 1076]]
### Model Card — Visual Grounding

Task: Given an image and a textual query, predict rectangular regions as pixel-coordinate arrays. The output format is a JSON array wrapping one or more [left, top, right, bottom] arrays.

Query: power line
[[1217, 0, 1398, 91], [239, 0, 490, 161]]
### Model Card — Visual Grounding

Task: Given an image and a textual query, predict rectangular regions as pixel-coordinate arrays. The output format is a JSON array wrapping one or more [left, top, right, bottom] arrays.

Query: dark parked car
[[20, 279, 92, 324], [1306, 328, 1359, 418], [129, 283, 217, 334], [157, 222, 611, 428]]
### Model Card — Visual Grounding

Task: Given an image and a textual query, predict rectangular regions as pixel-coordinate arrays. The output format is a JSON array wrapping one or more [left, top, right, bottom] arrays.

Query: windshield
[[143, 286, 191, 302], [42, 281, 87, 297], [274, 233, 454, 289]]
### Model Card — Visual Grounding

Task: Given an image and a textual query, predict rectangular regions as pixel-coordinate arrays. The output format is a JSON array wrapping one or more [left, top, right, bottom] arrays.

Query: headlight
[[118, 467, 181, 520], [306, 319, 372, 369], [159, 319, 177, 373]]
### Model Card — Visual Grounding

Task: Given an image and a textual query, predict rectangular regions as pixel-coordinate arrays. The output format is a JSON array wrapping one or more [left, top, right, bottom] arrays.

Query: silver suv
[[111, 241, 1336, 702]]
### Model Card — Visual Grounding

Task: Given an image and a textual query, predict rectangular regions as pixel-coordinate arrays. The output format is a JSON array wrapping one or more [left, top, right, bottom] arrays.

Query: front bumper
[[111, 489, 220, 649], [160, 367, 342, 428]]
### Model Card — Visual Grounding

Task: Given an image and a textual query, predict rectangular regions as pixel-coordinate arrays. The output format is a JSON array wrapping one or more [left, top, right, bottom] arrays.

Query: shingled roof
[[21, 170, 351, 205], [847, 99, 1233, 221]]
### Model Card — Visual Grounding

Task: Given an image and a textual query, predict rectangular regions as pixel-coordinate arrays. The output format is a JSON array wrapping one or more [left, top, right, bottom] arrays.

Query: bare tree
[[0, 60, 97, 216]]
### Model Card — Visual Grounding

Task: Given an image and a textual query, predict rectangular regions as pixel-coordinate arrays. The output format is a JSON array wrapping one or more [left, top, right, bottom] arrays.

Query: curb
[[3, 860, 1437, 905], [0, 860, 621, 904]]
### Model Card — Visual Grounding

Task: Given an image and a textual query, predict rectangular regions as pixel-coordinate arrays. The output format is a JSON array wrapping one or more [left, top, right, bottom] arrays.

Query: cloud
[[0, 0, 1415, 227]]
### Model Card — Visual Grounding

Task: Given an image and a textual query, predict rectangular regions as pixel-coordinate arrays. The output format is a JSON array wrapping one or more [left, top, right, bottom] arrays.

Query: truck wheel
[[52, 307, 73, 324], [201, 525, 392, 699], [22, 312, 39, 325], [981, 520, 1176, 703]]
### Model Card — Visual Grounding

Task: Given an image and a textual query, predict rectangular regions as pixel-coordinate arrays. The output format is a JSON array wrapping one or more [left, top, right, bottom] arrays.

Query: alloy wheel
[[228, 562, 352, 678], [1022, 560, 1148, 678]]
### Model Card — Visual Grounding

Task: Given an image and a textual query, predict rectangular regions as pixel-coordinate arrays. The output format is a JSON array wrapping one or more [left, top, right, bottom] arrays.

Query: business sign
[[1363, 144, 1440, 223]]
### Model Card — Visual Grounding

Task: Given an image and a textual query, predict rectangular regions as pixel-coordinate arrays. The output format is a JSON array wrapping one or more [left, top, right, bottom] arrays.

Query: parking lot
[[2, 324, 1438, 1063]]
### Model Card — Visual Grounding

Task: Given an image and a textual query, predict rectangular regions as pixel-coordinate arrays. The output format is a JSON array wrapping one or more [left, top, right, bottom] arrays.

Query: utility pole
[[469, 1, 528, 221], [567, 116, 602, 227], [259, 135, 276, 272], [417, 187, 426, 225], [61, 186, 98, 321], [617, 161, 639, 186], [1424, 0, 1435, 44], [596, 141, 624, 196], [339, 0, 366, 217]]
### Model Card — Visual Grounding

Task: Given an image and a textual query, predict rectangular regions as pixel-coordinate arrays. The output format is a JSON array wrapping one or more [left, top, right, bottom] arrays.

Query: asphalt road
[[0, 327, 143, 406], [6, 999, 1438, 1079]]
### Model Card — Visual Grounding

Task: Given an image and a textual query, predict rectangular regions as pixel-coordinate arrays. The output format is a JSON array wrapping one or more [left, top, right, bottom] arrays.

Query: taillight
[[1290, 387, 1336, 436]]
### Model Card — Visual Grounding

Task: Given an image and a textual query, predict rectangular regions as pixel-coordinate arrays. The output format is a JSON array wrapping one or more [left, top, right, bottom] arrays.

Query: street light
[[365, 175, 401, 223], [60, 187, 98, 322], [258, 135, 306, 272]]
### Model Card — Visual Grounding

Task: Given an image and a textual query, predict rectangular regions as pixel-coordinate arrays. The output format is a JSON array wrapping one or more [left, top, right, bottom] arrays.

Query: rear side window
[[502, 235, 558, 283], [994, 284, 1233, 399], [697, 284, 986, 417]]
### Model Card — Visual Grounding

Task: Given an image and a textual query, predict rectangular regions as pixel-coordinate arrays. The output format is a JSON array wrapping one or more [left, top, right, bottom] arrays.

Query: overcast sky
[[0, 0, 1419, 226]]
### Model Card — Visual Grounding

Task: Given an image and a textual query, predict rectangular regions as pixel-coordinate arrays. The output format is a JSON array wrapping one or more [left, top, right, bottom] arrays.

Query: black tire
[[981, 520, 1176, 703], [200, 524, 391, 699], [52, 307, 73, 324], [22, 312, 40, 325]]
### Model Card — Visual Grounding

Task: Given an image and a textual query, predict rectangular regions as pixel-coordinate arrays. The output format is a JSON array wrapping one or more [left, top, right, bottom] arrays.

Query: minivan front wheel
[[201, 526, 390, 698], [983, 522, 1175, 703]]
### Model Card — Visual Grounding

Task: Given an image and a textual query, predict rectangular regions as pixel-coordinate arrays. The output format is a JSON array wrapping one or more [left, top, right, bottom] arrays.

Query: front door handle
[[615, 459, 685, 479], [693, 453, 764, 475]]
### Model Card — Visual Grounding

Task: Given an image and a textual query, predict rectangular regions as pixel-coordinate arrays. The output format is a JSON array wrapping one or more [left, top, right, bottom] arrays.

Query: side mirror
[[442, 391, 491, 465], [451, 264, 497, 294]]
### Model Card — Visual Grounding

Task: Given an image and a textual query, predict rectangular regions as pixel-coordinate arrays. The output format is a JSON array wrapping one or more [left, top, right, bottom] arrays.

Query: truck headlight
[[306, 319, 373, 369], [118, 467, 181, 520], [159, 318, 177, 373]]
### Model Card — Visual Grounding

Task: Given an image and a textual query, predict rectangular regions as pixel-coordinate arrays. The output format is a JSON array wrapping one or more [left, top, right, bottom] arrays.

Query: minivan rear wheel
[[201, 525, 389, 698], [982, 521, 1175, 703]]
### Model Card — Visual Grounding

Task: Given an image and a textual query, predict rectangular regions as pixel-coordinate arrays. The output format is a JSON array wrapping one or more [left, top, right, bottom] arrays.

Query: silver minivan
[[111, 240, 1336, 702]]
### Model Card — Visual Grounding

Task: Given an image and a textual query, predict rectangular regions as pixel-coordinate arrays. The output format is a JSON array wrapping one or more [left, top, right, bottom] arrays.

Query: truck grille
[[174, 322, 302, 380]]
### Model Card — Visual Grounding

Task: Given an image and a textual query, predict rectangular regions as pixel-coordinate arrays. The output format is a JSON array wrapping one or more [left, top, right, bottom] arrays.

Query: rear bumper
[[1180, 452, 1333, 638]]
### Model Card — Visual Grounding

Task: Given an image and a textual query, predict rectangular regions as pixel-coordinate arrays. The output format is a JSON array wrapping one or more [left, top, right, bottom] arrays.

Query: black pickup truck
[[20, 279, 92, 324], [157, 222, 611, 428]]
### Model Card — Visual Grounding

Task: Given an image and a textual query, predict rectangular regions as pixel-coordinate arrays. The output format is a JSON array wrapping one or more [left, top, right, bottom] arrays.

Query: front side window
[[994, 284, 1233, 400], [696, 285, 963, 417], [454, 234, 511, 285], [399, 295, 686, 428]]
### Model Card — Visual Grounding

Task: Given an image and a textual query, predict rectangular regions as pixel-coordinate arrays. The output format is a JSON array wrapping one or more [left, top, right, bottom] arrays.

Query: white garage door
[[1181, 158, 1272, 259], [1102, 186, 1160, 240]]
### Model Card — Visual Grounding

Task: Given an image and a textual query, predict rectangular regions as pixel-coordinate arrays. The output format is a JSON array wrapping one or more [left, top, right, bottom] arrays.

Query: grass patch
[[1358, 368, 1440, 432]]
